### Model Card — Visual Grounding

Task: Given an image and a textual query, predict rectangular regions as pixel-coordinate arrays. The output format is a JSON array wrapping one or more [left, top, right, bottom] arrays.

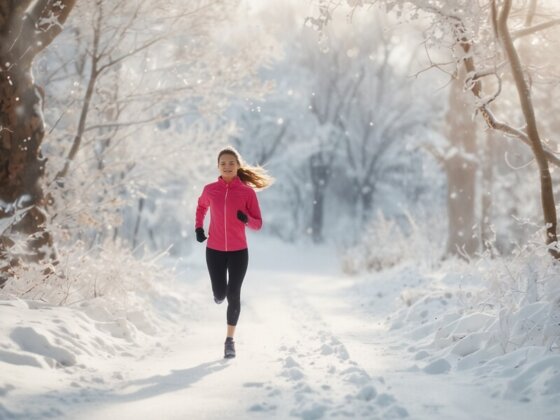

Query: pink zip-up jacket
[[195, 176, 262, 251]]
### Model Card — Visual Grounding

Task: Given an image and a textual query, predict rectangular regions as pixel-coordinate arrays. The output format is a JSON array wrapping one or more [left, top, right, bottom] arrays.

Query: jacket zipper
[[224, 183, 229, 251]]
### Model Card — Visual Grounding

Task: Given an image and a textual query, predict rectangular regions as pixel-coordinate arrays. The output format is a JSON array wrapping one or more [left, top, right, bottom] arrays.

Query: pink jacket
[[195, 176, 262, 251]]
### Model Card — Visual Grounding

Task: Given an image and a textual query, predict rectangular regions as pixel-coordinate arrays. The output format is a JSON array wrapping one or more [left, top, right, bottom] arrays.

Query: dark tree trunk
[[495, 0, 559, 258], [361, 183, 376, 224], [0, 0, 77, 285], [0, 60, 54, 283], [132, 197, 145, 249], [311, 188, 325, 244], [309, 153, 330, 244]]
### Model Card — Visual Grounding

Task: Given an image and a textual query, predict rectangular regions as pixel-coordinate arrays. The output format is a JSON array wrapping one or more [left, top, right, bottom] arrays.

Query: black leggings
[[206, 247, 249, 326]]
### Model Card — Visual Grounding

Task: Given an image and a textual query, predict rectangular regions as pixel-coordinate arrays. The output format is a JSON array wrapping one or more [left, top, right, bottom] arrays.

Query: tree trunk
[[309, 153, 329, 243], [311, 188, 325, 244], [0, 61, 54, 284], [481, 130, 496, 253], [132, 197, 145, 249], [0, 0, 77, 285], [361, 183, 376, 225], [495, 0, 559, 258], [444, 68, 479, 258]]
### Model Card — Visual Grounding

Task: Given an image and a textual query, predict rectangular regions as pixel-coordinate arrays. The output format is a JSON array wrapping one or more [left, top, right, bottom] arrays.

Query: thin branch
[[481, 104, 560, 167], [525, 0, 538, 27], [98, 0, 145, 59], [512, 18, 560, 39], [467, 69, 503, 107], [47, 99, 76, 135], [96, 34, 167, 75], [83, 109, 196, 133]]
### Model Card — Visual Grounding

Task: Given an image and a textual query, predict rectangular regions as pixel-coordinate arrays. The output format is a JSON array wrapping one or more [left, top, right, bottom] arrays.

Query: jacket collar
[[218, 175, 241, 186]]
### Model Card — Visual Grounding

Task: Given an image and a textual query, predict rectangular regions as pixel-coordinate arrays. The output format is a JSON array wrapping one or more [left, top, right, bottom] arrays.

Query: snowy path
[[2, 240, 558, 419], [52, 267, 405, 420]]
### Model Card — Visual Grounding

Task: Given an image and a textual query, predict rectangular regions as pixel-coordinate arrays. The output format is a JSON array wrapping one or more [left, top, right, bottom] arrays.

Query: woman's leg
[[225, 248, 249, 336], [206, 248, 228, 303]]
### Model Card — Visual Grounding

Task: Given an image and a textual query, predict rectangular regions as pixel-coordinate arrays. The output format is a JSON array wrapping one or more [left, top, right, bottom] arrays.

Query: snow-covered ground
[[1, 236, 559, 419]]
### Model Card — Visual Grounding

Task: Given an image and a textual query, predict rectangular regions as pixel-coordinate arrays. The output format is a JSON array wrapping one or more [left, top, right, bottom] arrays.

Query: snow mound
[[503, 355, 560, 401], [423, 358, 451, 375], [10, 327, 77, 367], [0, 252, 194, 419], [354, 252, 560, 405], [0, 297, 165, 371]]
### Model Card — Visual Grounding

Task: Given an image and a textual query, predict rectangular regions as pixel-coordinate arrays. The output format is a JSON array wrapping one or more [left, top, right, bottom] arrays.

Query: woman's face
[[218, 153, 240, 181]]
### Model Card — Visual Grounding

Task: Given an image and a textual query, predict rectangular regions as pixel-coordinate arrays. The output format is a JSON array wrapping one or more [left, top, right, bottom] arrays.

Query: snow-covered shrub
[[342, 210, 445, 274], [390, 233, 560, 352], [382, 227, 560, 400], [477, 236, 560, 353], [0, 239, 175, 318]]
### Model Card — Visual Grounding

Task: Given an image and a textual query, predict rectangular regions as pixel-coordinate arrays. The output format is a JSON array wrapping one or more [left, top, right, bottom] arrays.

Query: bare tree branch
[[524, 0, 538, 27], [480, 104, 560, 167], [83, 109, 197, 133], [512, 18, 560, 39], [96, 34, 167, 75]]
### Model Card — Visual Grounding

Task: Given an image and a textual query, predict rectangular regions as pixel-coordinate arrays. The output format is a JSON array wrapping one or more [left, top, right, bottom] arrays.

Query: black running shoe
[[224, 337, 236, 358], [214, 296, 224, 304]]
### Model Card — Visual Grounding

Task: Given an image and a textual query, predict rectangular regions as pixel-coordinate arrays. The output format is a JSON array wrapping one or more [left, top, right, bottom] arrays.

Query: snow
[[1, 236, 560, 419]]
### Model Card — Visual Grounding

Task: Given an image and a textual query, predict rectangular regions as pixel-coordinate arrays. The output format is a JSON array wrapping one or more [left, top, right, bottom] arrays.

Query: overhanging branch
[[512, 18, 560, 39]]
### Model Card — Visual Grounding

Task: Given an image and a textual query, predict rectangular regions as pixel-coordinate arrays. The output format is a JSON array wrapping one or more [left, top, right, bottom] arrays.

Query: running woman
[[195, 146, 273, 358]]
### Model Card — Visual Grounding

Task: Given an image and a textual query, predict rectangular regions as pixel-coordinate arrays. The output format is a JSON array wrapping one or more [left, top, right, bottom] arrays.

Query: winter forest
[[2, 0, 560, 418]]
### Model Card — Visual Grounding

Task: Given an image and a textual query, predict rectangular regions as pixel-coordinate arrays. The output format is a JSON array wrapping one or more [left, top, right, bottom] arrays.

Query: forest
[[1, 1, 560, 419]]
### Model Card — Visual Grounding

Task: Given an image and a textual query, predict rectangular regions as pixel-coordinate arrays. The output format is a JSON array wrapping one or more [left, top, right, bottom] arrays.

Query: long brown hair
[[217, 146, 274, 190]]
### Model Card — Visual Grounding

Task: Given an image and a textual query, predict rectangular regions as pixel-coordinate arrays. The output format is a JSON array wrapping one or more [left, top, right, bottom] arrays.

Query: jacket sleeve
[[195, 186, 210, 229], [245, 188, 262, 231]]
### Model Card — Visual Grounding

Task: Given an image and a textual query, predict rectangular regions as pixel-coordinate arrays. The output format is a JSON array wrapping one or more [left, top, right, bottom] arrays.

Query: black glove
[[237, 210, 248, 224], [195, 227, 207, 242]]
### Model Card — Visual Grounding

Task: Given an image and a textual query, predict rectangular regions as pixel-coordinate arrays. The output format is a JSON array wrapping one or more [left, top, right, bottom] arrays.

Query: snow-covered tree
[[315, 0, 560, 256], [233, 6, 443, 244], [35, 0, 273, 252], [1, 0, 275, 290]]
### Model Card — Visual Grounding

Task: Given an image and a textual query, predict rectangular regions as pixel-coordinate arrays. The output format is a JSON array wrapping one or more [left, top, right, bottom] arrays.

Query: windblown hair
[[217, 146, 274, 190]]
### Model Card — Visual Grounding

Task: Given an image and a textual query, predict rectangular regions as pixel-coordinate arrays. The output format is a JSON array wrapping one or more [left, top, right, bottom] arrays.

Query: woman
[[195, 146, 273, 358]]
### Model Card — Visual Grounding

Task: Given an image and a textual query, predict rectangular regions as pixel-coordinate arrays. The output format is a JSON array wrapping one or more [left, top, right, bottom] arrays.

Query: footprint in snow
[[248, 401, 277, 412], [243, 382, 265, 388]]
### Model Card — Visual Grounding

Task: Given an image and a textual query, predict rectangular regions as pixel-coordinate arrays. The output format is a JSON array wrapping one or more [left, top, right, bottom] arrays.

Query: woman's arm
[[195, 186, 210, 229], [245, 189, 262, 230]]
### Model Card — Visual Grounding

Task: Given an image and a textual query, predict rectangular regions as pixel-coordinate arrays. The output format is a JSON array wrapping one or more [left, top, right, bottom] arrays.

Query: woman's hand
[[195, 227, 207, 242], [237, 210, 248, 224]]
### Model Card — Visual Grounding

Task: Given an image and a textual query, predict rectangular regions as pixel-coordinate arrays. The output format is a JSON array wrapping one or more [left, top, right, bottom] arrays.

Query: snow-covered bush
[[477, 237, 560, 353], [0, 239, 175, 318], [379, 228, 560, 400], [342, 210, 445, 274]]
